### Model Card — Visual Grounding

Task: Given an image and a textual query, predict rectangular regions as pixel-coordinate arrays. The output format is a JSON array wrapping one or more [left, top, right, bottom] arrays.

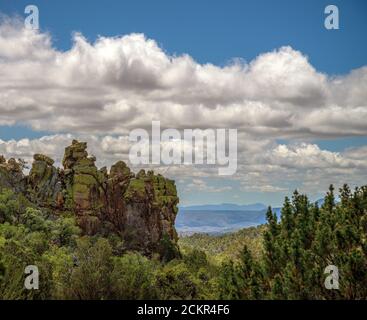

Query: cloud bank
[[0, 17, 366, 203]]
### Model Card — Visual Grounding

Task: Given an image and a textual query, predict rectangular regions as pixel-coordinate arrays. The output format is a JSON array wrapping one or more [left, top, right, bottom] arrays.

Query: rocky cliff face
[[0, 140, 180, 259]]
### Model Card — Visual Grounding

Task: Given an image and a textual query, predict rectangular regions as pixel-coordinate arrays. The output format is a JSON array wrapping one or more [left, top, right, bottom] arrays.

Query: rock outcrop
[[0, 140, 180, 259], [0, 157, 26, 193]]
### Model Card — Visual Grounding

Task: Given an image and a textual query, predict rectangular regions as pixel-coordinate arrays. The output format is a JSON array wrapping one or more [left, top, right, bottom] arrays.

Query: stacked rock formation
[[0, 140, 180, 258]]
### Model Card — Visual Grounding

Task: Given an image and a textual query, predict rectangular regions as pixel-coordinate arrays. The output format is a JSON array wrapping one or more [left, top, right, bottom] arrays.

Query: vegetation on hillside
[[179, 225, 265, 263], [0, 184, 366, 299], [216, 184, 367, 299]]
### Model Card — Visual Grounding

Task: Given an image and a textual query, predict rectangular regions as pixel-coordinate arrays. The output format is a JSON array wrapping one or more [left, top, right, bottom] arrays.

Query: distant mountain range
[[177, 199, 325, 235], [176, 209, 267, 235], [179, 203, 267, 211]]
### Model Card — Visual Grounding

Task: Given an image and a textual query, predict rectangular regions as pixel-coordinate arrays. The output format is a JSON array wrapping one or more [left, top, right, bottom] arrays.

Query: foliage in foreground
[[217, 185, 367, 299], [0, 184, 366, 299]]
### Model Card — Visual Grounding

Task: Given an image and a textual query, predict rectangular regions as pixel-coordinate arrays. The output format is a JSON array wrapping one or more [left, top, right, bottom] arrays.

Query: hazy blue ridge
[[177, 199, 326, 235]]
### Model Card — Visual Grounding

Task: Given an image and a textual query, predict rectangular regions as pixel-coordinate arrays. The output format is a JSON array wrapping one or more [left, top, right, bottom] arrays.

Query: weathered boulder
[[62, 140, 89, 170], [110, 161, 132, 180], [0, 157, 26, 193], [60, 142, 104, 237], [28, 154, 62, 207], [122, 173, 179, 256], [34, 154, 55, 166]]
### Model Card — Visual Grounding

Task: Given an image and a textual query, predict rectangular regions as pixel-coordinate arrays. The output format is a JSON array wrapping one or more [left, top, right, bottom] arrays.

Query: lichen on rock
[[0, 157, 26, 193], [0, 140, 180, 259]]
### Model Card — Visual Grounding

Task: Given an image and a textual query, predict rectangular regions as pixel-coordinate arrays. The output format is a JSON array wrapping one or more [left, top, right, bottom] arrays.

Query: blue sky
[[0, 0, 366, 206], [1, 0, 366, 73]]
